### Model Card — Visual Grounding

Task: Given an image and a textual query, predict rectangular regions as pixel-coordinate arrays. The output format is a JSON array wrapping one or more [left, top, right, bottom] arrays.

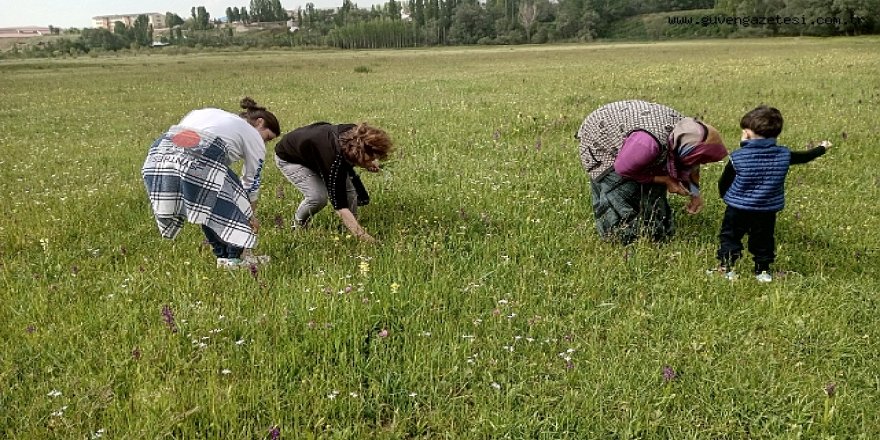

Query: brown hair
[[239, 97, 281, 137], [740, 105, 783, 138], [339, 123, 394, 165]]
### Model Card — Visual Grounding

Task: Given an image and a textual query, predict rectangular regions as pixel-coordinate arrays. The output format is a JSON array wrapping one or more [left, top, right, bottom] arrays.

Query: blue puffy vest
[[723, 138, 791, 212]]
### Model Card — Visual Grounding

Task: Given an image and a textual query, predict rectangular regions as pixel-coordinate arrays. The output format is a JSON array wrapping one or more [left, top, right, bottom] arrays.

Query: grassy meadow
[[1, 38, 879, 438]]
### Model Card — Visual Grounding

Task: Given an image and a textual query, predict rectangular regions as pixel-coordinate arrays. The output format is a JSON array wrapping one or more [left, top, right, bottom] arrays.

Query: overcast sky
[[0, 0, 384, 28]]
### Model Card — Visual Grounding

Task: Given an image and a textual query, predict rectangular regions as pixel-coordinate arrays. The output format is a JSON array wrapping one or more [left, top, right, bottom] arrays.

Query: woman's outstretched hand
[[685, 195, 704, 214], [365, 160, 381, 173], [665, 179, 690, 196]]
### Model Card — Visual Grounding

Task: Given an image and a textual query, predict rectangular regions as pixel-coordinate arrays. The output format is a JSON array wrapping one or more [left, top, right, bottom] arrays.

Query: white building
[[0, 27, 52, 38], [92, 13, 166, 30]]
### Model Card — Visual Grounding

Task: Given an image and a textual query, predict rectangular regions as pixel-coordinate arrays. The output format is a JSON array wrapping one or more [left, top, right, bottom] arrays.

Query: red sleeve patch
[[171, 130, 201, 148]]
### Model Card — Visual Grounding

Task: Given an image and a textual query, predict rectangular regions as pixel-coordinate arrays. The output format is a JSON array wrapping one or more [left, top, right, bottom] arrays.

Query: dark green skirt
[[590, 171, 674, 245]]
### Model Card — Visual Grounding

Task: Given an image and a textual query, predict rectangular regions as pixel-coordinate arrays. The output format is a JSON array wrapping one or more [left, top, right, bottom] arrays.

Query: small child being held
[[711, 105, 832, 282]]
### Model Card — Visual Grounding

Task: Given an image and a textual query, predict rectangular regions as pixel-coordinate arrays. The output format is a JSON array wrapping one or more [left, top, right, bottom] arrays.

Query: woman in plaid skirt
[[142, 97, 281, 269]]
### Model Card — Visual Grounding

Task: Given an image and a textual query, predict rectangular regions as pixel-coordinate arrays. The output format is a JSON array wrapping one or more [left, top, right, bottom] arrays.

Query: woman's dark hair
[[239, 97, 281, 137], [339, 123, 394, 165], [740, 105, 783, 138]]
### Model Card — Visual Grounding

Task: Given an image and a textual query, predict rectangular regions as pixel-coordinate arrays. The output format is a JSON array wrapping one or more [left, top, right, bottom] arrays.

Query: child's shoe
[[755, 271, 773, 283], [706, 266, 737, 281]]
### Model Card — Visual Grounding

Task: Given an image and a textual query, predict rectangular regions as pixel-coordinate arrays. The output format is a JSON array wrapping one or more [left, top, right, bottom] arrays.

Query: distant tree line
[[4, 0, 878, 58]]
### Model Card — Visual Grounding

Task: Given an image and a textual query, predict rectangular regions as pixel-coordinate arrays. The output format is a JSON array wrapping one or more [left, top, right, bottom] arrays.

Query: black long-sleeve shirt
[[718, 145, 827, 197], [275, 122, 368, 210]]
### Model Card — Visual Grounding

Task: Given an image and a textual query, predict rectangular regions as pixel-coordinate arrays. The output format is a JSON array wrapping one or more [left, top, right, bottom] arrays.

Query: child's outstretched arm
[[790, 141, 831, 165]]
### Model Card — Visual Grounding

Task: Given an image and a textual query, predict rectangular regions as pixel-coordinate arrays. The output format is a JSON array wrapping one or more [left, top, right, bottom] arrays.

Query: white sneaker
[[292, 218, 309, 230], [706, 267, 736, 281], [243, 254, 271, 264], [217, 257, 247, 269], [755, 271, 773, 283], [217, 255, 270, 269]]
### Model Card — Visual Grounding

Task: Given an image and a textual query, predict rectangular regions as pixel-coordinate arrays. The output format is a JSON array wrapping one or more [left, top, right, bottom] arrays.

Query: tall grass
[[1, 38, 879, 438]]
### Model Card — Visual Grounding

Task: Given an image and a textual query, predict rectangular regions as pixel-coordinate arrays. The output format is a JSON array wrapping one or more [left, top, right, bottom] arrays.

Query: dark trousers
[[717, 206, 777, 274], [201, 225, 243, 259], [591, 172, 673, 245]]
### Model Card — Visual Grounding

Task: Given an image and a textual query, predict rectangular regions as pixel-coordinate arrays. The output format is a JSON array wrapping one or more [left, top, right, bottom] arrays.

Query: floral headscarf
[[666, 117, 728, 182]]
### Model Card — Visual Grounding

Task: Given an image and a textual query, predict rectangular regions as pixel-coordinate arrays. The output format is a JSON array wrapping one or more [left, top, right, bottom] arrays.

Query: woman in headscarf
[[577, 100, 728, 244]]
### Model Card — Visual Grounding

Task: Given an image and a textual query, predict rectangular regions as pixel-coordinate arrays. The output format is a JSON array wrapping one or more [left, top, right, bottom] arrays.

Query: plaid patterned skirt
[[142, 127, 257, 249], [590, 171, 673, 244]]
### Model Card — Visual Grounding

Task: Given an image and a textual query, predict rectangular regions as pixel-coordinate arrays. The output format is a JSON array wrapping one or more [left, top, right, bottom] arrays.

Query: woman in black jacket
[[274, 122, 393, 243]]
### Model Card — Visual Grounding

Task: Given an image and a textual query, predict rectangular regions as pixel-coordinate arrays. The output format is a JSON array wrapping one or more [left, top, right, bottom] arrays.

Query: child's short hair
[[740, 105, 783, 138]]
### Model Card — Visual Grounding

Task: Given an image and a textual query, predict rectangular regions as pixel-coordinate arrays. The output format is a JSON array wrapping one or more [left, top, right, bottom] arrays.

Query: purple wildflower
[[268, 425, 281, 439], [378, 329, 389, 338], [249, 264, 259, 280], [26, 324, 36, 334], [132, 347, 141, 360], [161, 304, 178, 333], [662, 365, 678, 382], [344, 285, 353, 294], [824, 383, 837, 398]]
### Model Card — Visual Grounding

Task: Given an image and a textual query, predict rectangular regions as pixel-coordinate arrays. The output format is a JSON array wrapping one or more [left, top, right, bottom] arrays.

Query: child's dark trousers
[[717, 206, 777, 274]]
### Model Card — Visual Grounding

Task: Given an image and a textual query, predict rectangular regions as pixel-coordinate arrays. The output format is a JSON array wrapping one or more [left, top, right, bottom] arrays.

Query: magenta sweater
[[612, 131, 667, 184]]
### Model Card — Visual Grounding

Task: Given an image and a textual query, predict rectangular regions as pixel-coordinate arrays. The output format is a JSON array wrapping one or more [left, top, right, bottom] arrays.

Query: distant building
[[92, 13, 166, 30], [0, 26, 52, 38]]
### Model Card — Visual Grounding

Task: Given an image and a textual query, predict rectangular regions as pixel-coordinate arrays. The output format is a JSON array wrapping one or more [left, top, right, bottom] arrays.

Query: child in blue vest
[[710, 105, 831, 282]]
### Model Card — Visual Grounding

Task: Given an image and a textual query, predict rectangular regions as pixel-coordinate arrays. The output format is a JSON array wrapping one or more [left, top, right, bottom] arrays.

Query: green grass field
[[2, 38, 879, 438]]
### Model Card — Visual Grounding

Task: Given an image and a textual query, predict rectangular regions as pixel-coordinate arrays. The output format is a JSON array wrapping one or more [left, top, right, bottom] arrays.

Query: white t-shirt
[[179, 108, 266, 202]]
